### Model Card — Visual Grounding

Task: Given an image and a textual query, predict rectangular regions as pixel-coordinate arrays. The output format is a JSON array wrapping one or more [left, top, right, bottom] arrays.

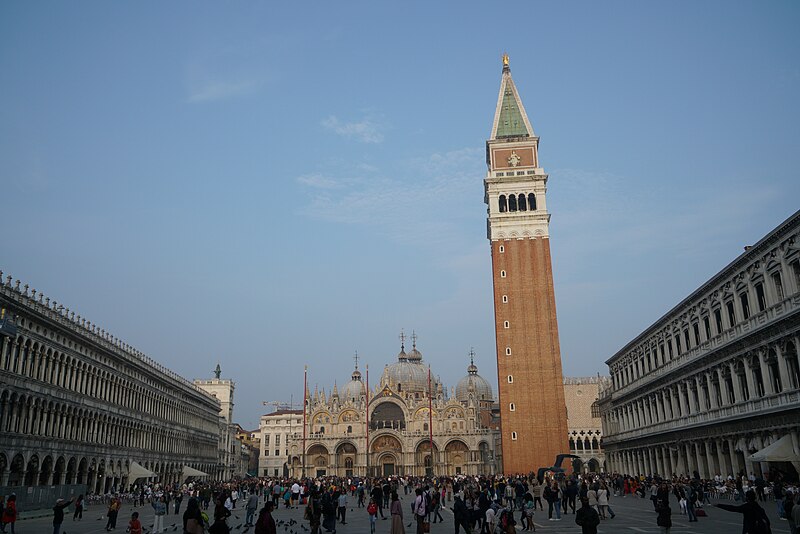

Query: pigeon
[[407, 523, 412, 527]]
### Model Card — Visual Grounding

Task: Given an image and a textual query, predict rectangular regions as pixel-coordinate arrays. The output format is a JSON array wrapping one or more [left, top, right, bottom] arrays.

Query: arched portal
[[573, 458, 584, 474], [8, 454, 24, 486], [307, 444, 330, 477], [588, 458, 600, 473], [416, 441, 440, 477], [445, 440, 469, 475], [53, 456, 66, 485], [371, 434, 403, 477], [336, 442, 357, 477]]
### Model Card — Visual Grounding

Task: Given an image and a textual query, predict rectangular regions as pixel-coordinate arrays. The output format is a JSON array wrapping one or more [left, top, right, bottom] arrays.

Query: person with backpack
[[452, 494, 471, 533], [716, 490, 772, 534], [414, 488, 430, 534], [367, 498, 378, 534], [575, 497, 600, 534]]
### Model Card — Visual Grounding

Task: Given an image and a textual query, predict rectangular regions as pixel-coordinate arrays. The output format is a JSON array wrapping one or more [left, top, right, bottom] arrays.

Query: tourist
[[532, 481, 543, 511], [52, 497, 73, 534], [246, 491, 259, 527], [367, 498, 378, 534], [390, 491, 405, 534], [521, 494, 535, 531], [484, 503, 496, 534], [784, 492, 796, 534], [597, 484, 609, 519], [371, 482, 385, 519], [656, 501, 672, 534], [452, 493, 471, 534], [183, 497, 205, 534], [716, 490, 771, 534], [151, 495, 167, 534], [791, 493, 800, 534], [73, 494, 84, 521], [106, 495, 121, 531], [337, 488, 348, 524], [254, 501, 276, 534], [575, 497, 599, 534], [212, 495, 231, 532], [307, 488, 322, 534], [127, 511, 143, 534]]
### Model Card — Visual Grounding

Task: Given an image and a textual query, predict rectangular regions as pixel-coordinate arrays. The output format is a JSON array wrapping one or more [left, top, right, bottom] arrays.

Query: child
[[128, 511, 143, 534], [367, 498, 378, 534]]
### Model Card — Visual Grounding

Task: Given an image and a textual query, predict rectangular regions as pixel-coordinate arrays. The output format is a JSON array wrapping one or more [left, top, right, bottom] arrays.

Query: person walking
[[597, 485, 609, 520], [337, 490, 348, 525], [306, 489, 322, 534], [656, 501, 672, 534], [151, 495, 167, 534], [2, 494, 17, 534], [254, 501, 276, 534], [791, 494, 800, 534], [106, 495, 121, 532], [127, 511, 143, 534], [73, 494, 84, 521], [246, 491, 259, 527], [390, 491, 405, 534], [575, 498, 600, 534], [716, 490, 771, 534], [52, 497, 74, 534], [182, 498, 205, 534], [452, 494, 471, 534], [367, 498, 378, 534]]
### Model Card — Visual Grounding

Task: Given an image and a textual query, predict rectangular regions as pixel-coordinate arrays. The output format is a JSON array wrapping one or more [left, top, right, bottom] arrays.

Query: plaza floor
[[13, 491, 794, 534]]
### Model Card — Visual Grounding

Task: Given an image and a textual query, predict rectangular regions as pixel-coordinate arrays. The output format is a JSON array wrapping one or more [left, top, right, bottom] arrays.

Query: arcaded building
[[484, 55, 569, 473], [260, 337, 500, 477], [598, 211, 800, 479], [0, 272, 221, 492], [564, 376, 609, 473]]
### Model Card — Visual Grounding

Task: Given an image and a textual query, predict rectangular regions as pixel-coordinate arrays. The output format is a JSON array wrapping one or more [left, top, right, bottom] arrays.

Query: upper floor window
[[755, 282, 766, 312], [508, 195, 518, 211], [792, 261, 800, 290], [518, 194, 527, 211], [726, 300, 736, 326], [772, 271, 784, 300], [499, 195, 507, 213], [528, 193, 537, 211], [714, 308, 723, 334], [740, 292, 751, 320]]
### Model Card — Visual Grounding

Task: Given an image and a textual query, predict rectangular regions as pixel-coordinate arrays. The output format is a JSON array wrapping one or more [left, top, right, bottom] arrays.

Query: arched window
[[508, 195, 517, 212], [528, 193, 536, 211], [518, 194, 527, 211], [397, 383, 402, 392], [319, 426, 325, 434], [499, 195, 507, 213], [423, 423, 428, 432], [346, 425, 352, 434]]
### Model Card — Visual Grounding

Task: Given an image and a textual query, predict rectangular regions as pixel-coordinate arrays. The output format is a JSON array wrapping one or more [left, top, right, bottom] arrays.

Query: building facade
[[259, 337, 500, 477], [564, 377, 608, 474], [0, 272, 220, 492], [194, 371, 239, 480], [484, 55, 569, 473], [598, 211, 800, 479], [259, 410, 303, 477]]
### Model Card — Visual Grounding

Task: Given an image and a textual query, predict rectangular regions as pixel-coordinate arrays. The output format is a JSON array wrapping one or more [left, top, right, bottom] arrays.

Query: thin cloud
[[187, 80, 258, 103], [296, 173, 342, 189], [322, 115, 385, 143]]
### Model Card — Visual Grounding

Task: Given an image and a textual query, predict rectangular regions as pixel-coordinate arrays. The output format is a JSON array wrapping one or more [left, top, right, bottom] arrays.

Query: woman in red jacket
[[2, 494, 17, 534]]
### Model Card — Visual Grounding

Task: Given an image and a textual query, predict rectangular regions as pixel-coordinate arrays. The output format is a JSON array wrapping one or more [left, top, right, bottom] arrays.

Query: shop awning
[[182, 465, 208, 479], [129, 461, 156, 480], [748, 435, 800, 462]]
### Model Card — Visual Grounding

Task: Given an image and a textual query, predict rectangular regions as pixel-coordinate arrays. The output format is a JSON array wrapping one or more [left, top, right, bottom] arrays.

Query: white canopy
[[182, 465, 209, 479], [748, 435, 800, 463], [128, 461, 156, 480]]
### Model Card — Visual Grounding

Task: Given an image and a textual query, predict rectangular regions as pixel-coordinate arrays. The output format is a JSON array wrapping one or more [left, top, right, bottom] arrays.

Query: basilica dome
[[341, 368, 366, 400], [455, 357, 494, 402], [382, 340, 439, 394]]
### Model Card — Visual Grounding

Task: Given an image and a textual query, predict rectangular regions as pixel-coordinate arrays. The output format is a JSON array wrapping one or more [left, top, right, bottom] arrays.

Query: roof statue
[[214, 363, 221, 379]]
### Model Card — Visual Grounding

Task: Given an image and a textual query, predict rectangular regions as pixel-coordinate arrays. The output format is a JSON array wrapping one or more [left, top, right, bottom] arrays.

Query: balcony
[[603, 388, 800, 445]]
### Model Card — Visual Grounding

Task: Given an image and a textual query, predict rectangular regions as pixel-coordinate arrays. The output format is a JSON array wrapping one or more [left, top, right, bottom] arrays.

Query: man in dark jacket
[[716, 490, 771, 534], [453, 495, 471, 533], [575, 498, 600, 534]]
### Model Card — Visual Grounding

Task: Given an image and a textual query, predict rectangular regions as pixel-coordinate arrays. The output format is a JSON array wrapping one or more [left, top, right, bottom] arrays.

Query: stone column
[[678, 383, 689, 416], [716, 439, 730, 478], [728, 438, 743, 477], [705, 440, 718, 478], [774, 344, 791, 394], [758, 351, 774, 396]]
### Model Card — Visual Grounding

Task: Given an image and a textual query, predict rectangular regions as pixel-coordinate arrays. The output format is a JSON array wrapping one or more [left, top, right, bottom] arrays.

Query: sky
[[1, 1, 799, 429]]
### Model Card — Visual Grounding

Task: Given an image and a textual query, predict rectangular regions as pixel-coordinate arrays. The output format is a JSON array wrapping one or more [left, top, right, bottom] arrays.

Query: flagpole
[[303, 365, 308, 478], [365, 363, 370, 478], [428, 364, 434, 475]]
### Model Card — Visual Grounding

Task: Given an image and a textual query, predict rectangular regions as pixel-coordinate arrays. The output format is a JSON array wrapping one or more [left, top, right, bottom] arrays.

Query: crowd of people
[[3, 469, 797, 534]]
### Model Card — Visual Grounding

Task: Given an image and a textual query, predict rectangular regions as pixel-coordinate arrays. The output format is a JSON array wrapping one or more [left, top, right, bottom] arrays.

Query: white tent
[[182, 465, 209, 480], [128, 461, 156, 480], [748, 435, 800, 462]]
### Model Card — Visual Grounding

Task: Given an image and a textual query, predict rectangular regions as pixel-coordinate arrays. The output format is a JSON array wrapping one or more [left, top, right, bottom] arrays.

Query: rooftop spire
[[490, 54, 534, 141]]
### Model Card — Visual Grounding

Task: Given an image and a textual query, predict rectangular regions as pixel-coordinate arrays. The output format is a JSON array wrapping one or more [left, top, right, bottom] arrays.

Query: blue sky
[[1, 1, 798, 429]]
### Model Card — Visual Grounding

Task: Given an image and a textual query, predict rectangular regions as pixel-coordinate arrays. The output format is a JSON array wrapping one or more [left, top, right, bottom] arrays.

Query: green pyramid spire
[[490, 55, 534, 140]]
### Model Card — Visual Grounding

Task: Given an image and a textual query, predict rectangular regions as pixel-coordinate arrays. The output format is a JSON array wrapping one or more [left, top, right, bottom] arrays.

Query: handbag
[[422, 521, 430, 533]]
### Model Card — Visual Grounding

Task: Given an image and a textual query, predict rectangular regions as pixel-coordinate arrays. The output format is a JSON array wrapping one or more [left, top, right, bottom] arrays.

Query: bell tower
[[485, 55, 568, 474]]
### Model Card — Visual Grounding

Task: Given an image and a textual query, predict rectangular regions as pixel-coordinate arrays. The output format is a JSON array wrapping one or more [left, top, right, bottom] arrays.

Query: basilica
[[263, 336, 500, 478]]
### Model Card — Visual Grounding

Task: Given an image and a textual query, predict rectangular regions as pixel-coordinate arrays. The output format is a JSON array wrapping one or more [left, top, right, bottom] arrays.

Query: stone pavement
[[10, 492, 794, 534]]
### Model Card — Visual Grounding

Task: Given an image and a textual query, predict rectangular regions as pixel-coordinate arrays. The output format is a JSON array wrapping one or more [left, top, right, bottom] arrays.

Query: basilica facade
[[262, 338, 500, 478]]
